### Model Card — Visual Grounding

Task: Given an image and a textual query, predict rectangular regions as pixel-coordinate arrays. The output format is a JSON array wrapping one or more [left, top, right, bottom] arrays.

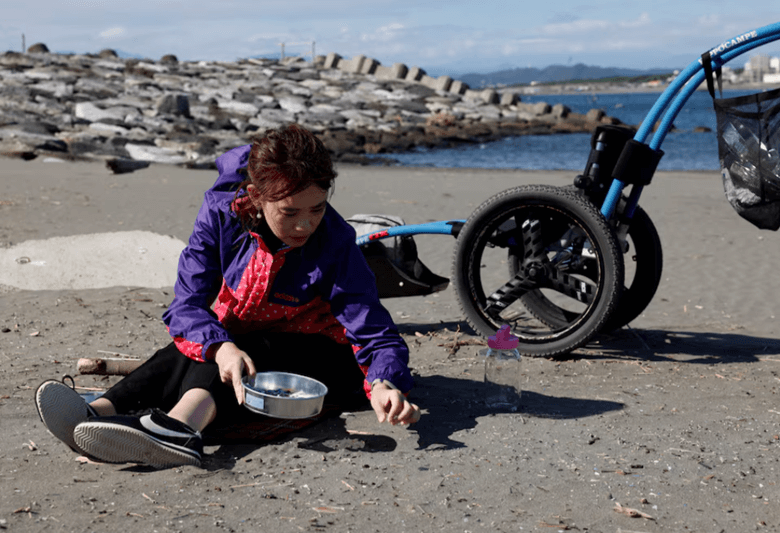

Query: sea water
[[369, 90, 763, 171]]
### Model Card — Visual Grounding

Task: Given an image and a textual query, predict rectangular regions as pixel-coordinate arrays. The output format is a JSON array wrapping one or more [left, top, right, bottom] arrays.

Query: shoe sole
[[35, 381, 88, 453], [73, 422, 201, 468]]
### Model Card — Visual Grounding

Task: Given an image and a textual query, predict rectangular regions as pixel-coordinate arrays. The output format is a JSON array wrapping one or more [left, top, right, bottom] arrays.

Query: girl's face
[[249, 184, 329, 248]]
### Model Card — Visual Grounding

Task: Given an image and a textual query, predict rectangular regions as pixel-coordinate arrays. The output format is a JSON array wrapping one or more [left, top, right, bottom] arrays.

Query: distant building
[[720, 67, 741, 84], [743, 54, 779, 83]]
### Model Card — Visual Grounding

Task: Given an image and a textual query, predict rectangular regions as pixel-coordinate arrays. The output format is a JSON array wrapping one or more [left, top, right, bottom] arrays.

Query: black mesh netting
[[715, 86, 780, 230]]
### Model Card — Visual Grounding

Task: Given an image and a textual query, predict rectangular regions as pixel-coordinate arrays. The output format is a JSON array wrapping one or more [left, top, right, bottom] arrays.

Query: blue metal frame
[[601, 21, 780, 220], [355, 220, 464, 246]]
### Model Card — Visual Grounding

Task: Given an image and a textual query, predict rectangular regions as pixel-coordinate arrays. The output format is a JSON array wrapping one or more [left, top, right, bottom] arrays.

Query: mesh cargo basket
[[713, 87, 780, 230]]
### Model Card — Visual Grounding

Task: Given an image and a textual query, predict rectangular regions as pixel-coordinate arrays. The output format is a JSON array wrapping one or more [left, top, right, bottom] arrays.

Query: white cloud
[[623, 12, 651, 29], [541, 18, 611, 35], [360, 22, 406, 43], [247, 32, 292, 43], [99, 27, 126, 39], [540, 13, 651, 37]]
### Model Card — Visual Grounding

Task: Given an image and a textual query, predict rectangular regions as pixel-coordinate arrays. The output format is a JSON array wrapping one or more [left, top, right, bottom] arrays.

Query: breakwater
[[0, 44, 625, 171]]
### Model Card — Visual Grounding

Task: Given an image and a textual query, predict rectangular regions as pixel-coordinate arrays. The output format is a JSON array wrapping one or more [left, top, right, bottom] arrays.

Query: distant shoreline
[[517, 80, 773, 96]]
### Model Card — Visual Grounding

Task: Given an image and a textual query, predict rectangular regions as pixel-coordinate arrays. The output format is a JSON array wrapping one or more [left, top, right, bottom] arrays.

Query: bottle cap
[[487, 324, 519, 350]]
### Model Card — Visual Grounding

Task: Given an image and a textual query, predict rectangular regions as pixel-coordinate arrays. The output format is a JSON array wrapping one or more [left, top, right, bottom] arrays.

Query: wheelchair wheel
[[516, 202, 662, 332], [452, 185, 624, 357]]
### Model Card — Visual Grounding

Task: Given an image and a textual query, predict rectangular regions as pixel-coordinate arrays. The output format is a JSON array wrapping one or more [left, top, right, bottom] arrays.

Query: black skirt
[[101, 331, 367, 424]]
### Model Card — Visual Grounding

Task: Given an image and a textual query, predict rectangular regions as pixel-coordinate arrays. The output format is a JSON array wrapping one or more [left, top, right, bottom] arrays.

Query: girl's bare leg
[[167, 388, 217, 432], [89, 397, 117, 416]]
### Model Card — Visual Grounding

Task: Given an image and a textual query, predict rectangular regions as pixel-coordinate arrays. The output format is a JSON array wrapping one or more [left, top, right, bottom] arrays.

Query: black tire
[[516, 201, 662, 332], [603, 204, 662, 330], [452, 184, 624, 358]]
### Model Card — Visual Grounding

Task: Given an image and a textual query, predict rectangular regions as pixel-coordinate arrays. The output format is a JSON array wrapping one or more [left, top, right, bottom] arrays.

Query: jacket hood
[[212, 144, 252, 192]]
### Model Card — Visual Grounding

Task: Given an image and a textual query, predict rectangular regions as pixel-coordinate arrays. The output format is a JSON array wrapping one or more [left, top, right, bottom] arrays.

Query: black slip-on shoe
[[35, 377, 97, 454], [73, 409, 202, 468]]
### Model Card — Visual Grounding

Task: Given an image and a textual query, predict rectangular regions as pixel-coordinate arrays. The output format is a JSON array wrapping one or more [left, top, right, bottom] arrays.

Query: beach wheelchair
[[354, 21, 780, 357]]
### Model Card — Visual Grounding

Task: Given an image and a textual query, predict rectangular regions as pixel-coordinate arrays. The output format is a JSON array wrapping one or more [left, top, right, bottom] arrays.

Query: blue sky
[[4, 1, 780, 75]]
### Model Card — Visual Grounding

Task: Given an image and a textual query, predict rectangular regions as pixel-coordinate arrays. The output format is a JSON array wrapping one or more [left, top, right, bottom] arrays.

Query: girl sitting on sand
[[35, 124, 420, 468]]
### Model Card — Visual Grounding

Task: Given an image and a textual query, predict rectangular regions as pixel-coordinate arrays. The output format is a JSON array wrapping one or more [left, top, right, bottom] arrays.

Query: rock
[[74, 102, 127, 123], [258, 108, 295, 124], [125, 143, 190, 164], [406, 67, 426, 82], [319, 129, 366, 157], [450, 80, 469, 95], [278, 96, 308, 114], [106, 158, 151, 174], [30, 81, 73, 99], [89, 122, 129, 135], [27, 43, 50, 53], [324, 53, 341, 69], [218, 100, 260, 116], [37, 139, 68, 152], [64, 136, 127, 158], [360, 58, 379, 75], [339, 55, 366, 74], [500, 92, 520, 107], [10, 121, 60, 135], [375, 63, 408, 81], [248, 115, 284, 131], [420, 75, 452, 92], [551, 103, 571, 119], [464, 89, 499, 105], [586, 108, 606, 122], [476, 105, 502, 121], [515, 102, 550, 116], [74, 78, 121, 99], [0, 47, 623, 166], [0, 139, 38, 160], [155, 94, 191, 117]]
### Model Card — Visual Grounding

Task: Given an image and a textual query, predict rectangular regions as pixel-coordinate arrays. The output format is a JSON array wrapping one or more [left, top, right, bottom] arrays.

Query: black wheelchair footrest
[[363, 252, 449, 298]]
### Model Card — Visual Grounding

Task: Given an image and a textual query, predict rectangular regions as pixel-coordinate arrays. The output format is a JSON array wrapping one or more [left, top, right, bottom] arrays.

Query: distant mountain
[[459, 63, 674, 88]]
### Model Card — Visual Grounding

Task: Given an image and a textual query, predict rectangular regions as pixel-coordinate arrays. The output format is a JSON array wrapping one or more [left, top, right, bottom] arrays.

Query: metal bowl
[[241, 372, 328, 419]]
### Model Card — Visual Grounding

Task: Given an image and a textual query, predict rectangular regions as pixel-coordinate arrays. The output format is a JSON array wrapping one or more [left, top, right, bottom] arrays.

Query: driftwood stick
[[77, 357, 144, 376]]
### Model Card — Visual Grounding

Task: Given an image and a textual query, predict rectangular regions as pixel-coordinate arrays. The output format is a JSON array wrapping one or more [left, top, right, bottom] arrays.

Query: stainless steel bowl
[[241, 372, 328, 419]]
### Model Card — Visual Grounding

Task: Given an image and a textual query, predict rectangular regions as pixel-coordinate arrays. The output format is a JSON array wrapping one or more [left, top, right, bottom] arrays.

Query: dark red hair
[[233, 124, 336, 228]]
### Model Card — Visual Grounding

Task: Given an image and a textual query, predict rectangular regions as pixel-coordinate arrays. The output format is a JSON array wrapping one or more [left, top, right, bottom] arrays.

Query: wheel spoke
[[521, 219, 543, 260], [484, 272, 535, 316], [484, 216, 598, 314], [545, 270, 596, 304], [484, 218, 543, 316]]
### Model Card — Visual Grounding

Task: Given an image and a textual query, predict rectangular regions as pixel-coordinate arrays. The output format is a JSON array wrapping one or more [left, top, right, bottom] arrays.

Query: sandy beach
[[3, 156, 780, 532]]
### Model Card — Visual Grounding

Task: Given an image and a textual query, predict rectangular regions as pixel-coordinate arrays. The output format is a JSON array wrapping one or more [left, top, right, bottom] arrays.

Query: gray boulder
[[155, 94, 191, 117], [27, 43, 50, 53]]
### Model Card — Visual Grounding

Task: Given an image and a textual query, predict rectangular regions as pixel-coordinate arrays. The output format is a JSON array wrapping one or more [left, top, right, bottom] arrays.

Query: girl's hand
[[214, 342, 257, 404], [370, 383, 421, 425]]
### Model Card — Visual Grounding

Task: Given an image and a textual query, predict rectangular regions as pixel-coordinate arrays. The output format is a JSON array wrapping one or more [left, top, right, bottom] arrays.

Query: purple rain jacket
[[162, 144, 413, 393]]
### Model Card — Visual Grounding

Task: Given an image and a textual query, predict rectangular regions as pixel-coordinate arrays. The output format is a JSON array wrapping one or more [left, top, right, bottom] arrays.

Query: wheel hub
[[523, 261, 546, 281]]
